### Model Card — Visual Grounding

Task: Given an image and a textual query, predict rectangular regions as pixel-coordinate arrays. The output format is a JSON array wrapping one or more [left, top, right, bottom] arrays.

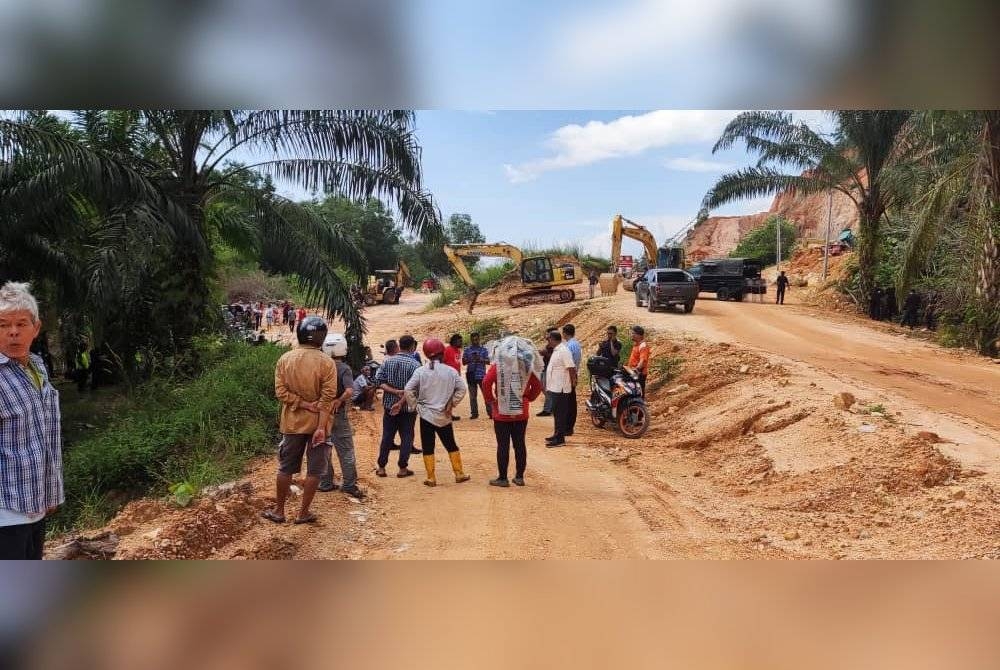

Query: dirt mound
[[113, 482, 266, 560]]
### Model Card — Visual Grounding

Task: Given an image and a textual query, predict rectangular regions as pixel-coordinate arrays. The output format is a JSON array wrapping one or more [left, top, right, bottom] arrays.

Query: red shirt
[[296, 308, 307, 322], [481, 364, 543, 422], [444, 345, 462, 373]]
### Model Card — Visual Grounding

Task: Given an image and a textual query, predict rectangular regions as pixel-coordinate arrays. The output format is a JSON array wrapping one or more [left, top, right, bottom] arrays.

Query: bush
[[730, 215, 796, 266], [55, 342, 284, 531]]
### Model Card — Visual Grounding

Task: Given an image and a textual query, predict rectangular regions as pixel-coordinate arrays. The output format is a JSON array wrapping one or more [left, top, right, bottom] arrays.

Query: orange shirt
[[628, 340, 650, 375]]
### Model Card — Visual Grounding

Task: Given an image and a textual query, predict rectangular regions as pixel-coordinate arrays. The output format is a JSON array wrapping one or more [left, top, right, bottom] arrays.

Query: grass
[[648, 356, 684, 393], [52, 341, 284, 532], [428, 283, 466, 310], [464, 316, 507, 341]]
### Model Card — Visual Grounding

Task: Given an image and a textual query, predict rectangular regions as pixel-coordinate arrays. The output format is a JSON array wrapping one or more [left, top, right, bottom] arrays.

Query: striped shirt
[[0, 353, 64, 517], [374, 353, 420, 412]]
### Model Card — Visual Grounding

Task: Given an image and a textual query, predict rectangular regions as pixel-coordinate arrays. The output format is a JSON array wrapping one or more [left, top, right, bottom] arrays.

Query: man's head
[[449, 333, 463, 348], [385, 339, 399, 356], [423, 338, 446, 361], [780, 271, 786, 276], [470, 332, 481, 346], [630, 325, 645, 342], [0, 282, 41, 362], [296, 315, 328, 348], [399, 335, 417, 352], [546, 330, 562, 346], [606, 325, 618, 340], [562, 323, 575, 339]]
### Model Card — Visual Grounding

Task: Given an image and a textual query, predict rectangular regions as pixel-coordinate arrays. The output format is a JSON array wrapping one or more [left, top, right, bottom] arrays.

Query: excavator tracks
[[508, 289, 576, 308]]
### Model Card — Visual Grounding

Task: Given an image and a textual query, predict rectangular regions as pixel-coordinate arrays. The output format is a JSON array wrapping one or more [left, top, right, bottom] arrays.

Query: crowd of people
[[224, 300, 309, 336], [869, 287, 937, 330], [262, 314, 654, 524], [0, 278, 656, 555]]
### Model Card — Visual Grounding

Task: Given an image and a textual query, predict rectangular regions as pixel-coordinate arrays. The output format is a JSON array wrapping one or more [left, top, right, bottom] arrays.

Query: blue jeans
[[321, 414, 357, 489], [378, 409, 417, 469]]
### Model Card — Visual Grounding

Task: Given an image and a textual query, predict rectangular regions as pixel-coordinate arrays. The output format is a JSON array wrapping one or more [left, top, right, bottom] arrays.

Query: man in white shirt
[[544, 330, 577, 447]]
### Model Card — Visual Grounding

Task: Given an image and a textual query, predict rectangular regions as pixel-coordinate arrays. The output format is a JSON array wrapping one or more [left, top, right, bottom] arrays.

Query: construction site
[[56, 221, 1000, 560]]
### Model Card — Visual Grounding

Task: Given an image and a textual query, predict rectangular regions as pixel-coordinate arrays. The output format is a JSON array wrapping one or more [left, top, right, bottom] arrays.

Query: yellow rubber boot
[[449, 451, 471, 483], [422, 454, 437, 487]]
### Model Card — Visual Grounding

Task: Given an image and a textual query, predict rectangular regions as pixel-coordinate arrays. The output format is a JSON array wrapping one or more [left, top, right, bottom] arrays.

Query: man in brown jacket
[[262, 316, 338, 524]]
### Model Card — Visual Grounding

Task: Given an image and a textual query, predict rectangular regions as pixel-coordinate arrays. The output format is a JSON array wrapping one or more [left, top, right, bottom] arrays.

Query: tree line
[[703, 110, 1000, 356]]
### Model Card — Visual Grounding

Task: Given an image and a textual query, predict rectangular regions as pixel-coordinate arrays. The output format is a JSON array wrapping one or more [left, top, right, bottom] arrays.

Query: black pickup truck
[[634, 268, 699, 313]]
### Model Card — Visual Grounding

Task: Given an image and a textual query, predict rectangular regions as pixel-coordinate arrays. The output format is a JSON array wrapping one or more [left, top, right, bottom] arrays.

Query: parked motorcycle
[[584, 356, 650, 438]]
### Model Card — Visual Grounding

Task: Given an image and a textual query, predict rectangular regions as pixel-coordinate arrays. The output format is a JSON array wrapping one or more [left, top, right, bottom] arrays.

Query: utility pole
[[823, 189, 833, 281], [776, 218, 782, 271]]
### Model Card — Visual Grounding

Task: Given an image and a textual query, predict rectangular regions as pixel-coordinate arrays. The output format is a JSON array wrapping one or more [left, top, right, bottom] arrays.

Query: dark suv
[[686, 258, 764, 301], [634, 268, 699, 313]]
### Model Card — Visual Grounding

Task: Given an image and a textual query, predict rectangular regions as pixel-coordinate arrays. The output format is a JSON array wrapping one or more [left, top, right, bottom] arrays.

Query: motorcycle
[[584, 356, 650, 438]]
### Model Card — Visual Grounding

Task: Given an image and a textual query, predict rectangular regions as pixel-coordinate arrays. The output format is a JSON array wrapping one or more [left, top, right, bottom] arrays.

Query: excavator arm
[[443, 243, 524, 289], [397, 260, 411, 287], [610, 214, 659, 271], [443, 243, 526, 312]]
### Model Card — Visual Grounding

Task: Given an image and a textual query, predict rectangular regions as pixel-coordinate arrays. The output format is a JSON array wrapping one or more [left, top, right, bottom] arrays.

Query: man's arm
[[451, 369, 468, 405], [313, 363, 338, 445], [274, 359, 307, 410]]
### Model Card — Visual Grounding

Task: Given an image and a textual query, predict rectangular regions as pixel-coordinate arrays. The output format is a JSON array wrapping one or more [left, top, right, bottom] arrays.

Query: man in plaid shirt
[[0, 282, 63, 560], [374, 334, 420, 478]]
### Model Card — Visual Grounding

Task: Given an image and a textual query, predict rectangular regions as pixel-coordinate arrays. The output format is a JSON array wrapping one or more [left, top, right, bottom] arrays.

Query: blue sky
[[412, 110, 828, 259]]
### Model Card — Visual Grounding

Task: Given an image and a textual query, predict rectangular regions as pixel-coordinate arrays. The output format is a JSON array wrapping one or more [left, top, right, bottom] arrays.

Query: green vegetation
[[464, 316, 507, 342], [53, 342, 283, 531], [648, 356, 684, 393], [729, 216, 796, 266], [705, 110, 1000, 357]]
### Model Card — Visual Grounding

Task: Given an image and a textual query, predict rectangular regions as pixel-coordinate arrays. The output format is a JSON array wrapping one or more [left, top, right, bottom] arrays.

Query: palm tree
[[896, 111, 1000, 355], [1, 110, 441, 366], [702, 110, 913, 308]]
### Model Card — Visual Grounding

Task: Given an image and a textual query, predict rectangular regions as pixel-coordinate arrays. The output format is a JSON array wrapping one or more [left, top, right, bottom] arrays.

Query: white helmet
[[322, 332, 348, 358]]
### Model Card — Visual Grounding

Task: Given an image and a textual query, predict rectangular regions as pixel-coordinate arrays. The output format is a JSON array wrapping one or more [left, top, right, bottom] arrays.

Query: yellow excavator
[[443, 243, 582, 311], [605, 214, 686, 292]]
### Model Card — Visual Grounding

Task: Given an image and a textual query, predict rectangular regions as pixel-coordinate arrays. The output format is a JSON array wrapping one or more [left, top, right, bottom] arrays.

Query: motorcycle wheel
[[618, 401, 650, 438], [590, 412, 606, 428]]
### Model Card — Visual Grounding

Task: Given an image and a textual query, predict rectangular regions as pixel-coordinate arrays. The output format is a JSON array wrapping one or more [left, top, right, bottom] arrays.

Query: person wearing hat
[[395, 338, 470, 487], [317, 333, 364, 499], [263, 315, 338, 525]]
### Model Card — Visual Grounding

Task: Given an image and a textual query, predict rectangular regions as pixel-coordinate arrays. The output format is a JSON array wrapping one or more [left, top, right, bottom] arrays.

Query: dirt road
[[652, 296, 1000, 432], [98, 288, 1000, 560]]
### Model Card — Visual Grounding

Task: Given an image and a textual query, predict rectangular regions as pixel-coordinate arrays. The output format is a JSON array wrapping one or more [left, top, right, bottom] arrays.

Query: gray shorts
[[277, 434, 329, 477]]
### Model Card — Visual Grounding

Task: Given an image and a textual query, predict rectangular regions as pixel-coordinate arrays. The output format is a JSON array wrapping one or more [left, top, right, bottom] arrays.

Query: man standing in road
[[775, 271, 789, 305], [588, 270, 599, 299], [901, 289, 922, 329], [627, 325, 651, 397], [562, 324, 582, 435], [318, 333, 365, 499], [263, 316, 337, 525], [544, 330, 577, 447], [462, 331, 491, 419], [374, 335, 421, 478], [536, 327, 557, 418], [0, 282, 63, 560], [597, 325, 623, 365]]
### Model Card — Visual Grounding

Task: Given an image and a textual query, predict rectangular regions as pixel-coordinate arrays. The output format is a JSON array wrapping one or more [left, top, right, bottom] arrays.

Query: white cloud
[[504, 110, 739, 183], [664, 156, 735, 173]]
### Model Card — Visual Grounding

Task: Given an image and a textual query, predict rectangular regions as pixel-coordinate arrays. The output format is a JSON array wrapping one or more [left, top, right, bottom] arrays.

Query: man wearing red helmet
[[394, 337, 470, 487]]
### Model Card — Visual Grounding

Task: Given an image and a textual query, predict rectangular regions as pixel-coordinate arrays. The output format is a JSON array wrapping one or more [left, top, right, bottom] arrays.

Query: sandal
[[261, 510, 285, 524], [293, 513, 318, 524], [397, 468, 414, 478], [375, 467, 387, 478]]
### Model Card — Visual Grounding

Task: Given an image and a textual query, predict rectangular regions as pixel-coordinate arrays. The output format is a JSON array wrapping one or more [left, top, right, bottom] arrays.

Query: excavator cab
[[521, 256, 578, 287]]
